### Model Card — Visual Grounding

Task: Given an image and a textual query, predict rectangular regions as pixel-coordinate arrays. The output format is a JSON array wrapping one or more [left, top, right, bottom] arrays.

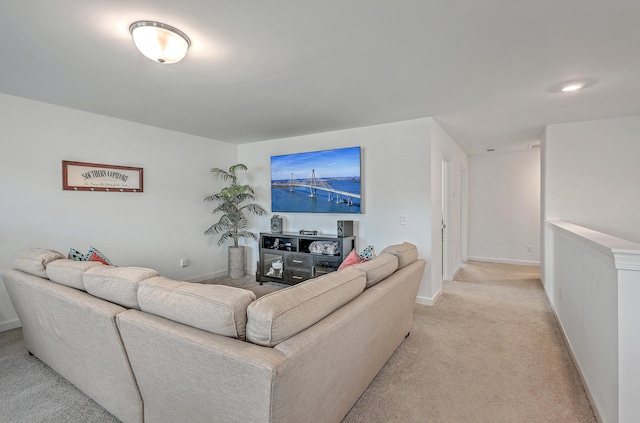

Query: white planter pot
[[228, 246, 246, 279]]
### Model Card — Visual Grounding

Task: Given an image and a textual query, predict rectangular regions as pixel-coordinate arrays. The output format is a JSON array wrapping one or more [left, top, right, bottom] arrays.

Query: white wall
[[541, 115, 640, 423], [0, 99, 468, 327], [430, 120, 468, 291], [467, 150, 541, 265], [544, 115, 640, 243], [0, 93, 237, 330], [238, 118, 447, 303]]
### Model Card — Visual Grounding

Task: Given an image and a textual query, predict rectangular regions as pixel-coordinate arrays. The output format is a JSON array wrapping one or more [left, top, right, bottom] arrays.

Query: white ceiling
[[1, 0, 639, 153]]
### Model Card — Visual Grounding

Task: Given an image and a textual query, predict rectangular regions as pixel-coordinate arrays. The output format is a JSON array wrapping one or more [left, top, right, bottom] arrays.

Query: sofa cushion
[[83, 266, 158, 309], [138, 276, 256, 340], [381, 242, 419, 269], [46, 259, 104, 291], [356, 253, 398, 289], [246, 267, 366, 347], [13, 248, 65, 278]]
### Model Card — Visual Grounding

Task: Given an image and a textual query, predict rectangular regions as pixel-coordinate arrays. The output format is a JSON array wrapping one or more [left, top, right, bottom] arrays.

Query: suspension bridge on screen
[[272, 170, 360, 206]]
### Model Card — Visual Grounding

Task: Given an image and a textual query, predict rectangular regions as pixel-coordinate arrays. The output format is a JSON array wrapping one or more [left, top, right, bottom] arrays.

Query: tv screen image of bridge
[[272, 169, 360, 207]]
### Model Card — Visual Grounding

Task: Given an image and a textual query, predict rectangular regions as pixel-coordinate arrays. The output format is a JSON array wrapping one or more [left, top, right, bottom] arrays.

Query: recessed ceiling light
[[561, 83, 584, 92], [550, 78, 596, 94], [129, 21, 191, 64]]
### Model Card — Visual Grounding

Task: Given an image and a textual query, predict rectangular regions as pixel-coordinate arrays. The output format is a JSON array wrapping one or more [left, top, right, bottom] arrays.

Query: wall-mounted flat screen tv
[[271, 146, 361, 214]]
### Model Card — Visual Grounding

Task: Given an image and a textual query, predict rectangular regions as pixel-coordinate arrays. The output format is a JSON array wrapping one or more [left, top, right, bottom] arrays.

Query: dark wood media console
[[258, 232, 356, 285]]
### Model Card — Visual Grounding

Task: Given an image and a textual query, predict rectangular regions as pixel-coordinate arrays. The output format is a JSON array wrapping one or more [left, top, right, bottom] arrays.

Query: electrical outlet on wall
[[180, 258, 188, 268], [527, 244, 532, 252]]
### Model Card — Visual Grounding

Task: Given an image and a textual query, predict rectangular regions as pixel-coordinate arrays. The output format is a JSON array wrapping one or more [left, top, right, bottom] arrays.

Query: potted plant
[[204, 164, 267, 279]]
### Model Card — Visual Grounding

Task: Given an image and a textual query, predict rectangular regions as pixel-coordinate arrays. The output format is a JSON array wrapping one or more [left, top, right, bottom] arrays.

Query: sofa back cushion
[[13, 248, 65, 278], [137, 276, 256, 340], [356, 253, 398, 289], [83, 266, 158, 309], [381, 242, 419, 269], [46, 259, 104, 291], [246, 267, 366, 347]]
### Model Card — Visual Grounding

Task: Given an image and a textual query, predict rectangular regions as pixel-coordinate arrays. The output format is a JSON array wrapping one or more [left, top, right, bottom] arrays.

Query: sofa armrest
[[2, 269, 143, 423], [270, 259, 426, 423]]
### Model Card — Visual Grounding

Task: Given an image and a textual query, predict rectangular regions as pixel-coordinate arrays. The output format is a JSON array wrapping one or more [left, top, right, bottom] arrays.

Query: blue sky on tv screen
[[271, 146, 361, 181]]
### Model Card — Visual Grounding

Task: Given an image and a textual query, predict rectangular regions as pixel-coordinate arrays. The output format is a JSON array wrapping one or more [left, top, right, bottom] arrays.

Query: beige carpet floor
[[342, 261, 597, 423]]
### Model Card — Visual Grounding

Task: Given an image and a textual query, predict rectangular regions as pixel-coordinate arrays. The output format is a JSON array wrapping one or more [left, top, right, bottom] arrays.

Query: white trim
[[548, 222, 615, 268], [547, 220, 640, 271], [613, 251, 640, 272], [452, 264, 462, 281], [416, 289, 442, 306], [0, 319, 22, 332], [466, 256, 540, 267]]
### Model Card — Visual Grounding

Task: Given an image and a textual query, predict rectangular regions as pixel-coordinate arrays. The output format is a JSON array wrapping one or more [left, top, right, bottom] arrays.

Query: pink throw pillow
[[338, 250, 361, 271], [87, 251, 110, 265]]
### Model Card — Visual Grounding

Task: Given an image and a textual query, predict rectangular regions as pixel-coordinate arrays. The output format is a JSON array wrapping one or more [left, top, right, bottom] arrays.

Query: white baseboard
[[416, 289, 442, 306], [467, 256, 540, 267], [0, 319, 21, 332], [452, 265, 462, 281], [187, 270, 227, 283], [415, 265, 460, 307]]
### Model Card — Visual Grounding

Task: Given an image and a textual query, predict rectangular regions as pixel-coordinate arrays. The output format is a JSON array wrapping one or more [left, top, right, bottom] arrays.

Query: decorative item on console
[[265, 260, 283, 277], [267, 238, 293, 251], [308, 241, 340, 255]]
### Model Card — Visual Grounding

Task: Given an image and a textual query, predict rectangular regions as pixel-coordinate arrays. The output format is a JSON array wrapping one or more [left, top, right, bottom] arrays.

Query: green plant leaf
[[204, 163, 264, 248]]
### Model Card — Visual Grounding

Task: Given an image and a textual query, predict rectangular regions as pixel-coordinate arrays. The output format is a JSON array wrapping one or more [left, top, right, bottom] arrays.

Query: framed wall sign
[[62, 161, 144, 192]]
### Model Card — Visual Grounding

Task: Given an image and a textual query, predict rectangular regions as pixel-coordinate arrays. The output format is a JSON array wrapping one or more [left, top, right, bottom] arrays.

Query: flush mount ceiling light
[[129, 21, 191, 64], [551, 78, 598, 94], [561, 82, 584, 92]]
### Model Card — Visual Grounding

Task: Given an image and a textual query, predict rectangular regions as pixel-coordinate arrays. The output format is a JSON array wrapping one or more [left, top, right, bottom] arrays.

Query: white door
[[441, 158, 450, 280]]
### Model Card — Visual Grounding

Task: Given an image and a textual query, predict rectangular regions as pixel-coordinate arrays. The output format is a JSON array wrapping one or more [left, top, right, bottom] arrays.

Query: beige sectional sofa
[[2, 243, 426, 423]]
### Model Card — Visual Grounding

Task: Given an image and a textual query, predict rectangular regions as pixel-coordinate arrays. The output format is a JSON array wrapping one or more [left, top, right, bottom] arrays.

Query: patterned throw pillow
[[68, 246, 113, 266], [69, 248, 86, 261], [359, 245, 376, 262]]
